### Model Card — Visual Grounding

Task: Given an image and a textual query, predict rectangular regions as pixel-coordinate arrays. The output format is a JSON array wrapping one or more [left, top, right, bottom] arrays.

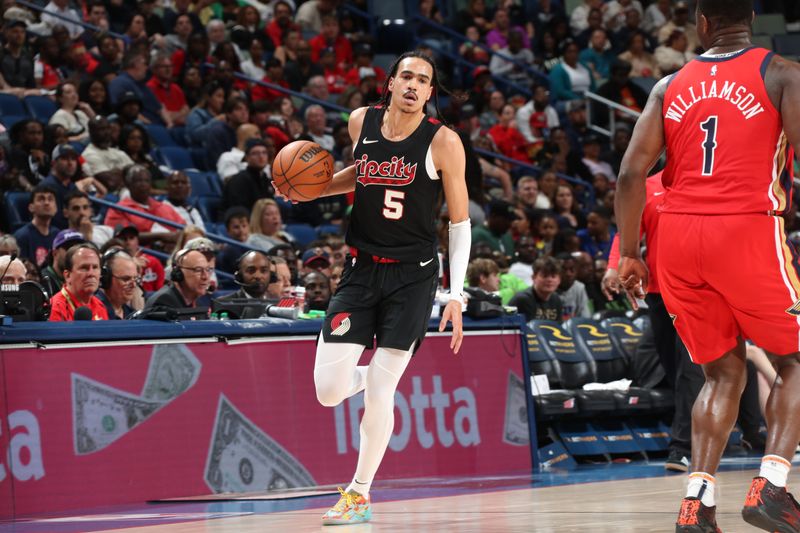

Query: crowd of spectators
[[0, 0, 797, 323]]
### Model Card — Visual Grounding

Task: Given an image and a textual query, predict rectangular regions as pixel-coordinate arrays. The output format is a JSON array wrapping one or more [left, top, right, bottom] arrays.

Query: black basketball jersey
[[347, 105, 444, 262]]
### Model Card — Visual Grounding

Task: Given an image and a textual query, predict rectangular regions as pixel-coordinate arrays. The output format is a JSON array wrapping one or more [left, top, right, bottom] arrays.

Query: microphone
[[233, 279, 267, 296], [74, 306, 93, 321], [0, 253, 18, 285]]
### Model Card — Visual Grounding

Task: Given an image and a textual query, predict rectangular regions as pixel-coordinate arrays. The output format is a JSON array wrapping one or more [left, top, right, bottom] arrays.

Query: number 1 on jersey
[[700, 116, 718, 176], [382, 190, 405, 220]]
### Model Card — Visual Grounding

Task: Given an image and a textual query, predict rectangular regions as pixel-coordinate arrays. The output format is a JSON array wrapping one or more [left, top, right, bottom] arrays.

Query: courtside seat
[[285, 223, 317, 247], [196, 196, 222, 223], [525, 322, 580, 420], [531, 320, 616, 414], [317, 224, 341, 237], [185, 170, 217, 197], [145, 124, 179, 147], [565, 318, 652, 413], [1, 115, 28, 129], [0, 93, 26, 116], [23, 96, 57, 122], [158, 146, 196, 171], [601, 317, 642, 364]]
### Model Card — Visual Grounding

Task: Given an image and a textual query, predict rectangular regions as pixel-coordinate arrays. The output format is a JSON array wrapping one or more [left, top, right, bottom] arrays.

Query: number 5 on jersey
[[382, 190, 406, 220]]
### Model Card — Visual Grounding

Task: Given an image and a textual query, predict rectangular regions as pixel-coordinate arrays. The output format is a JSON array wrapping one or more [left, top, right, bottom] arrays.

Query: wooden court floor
[[9, 466, 775, 533]]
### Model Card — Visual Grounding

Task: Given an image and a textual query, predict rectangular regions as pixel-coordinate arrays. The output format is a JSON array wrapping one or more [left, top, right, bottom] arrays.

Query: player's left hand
[[618, 256, 649, 310], [439, 300, 464, 354], [270, 181, 298, 204]]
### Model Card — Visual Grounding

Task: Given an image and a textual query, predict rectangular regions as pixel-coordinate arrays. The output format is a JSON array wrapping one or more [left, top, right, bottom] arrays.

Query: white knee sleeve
[[349, 346, 413, 495], [314, 335, 366, 407]]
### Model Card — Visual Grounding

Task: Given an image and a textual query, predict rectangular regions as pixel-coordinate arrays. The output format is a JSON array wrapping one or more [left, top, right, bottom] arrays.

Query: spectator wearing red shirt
[[319, 47, 346, 94], [252, 58, 291, 103], [146, 54, 189, 126], [104, 165, 184, 246], [344, 43, 386, 87], [488, 104, 532, 163], [34, 36, 64, 89], [115, 225, 165, 293], [49, 243, 109, 321], [309, 15, 353, 69], [265, 1, 300, 49]]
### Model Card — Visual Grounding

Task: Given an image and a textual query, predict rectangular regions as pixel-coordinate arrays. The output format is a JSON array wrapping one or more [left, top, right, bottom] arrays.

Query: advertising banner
[[1, 330, 530, 518]]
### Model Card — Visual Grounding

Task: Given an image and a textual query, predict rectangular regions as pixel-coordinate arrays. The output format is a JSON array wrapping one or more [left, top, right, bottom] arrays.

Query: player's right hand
[[617, 256, 649, 310], [601, 268, 621, 301]]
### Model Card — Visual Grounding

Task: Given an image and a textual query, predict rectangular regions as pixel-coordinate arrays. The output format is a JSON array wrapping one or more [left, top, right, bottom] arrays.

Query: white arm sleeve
[[448, 219, 471, 301]]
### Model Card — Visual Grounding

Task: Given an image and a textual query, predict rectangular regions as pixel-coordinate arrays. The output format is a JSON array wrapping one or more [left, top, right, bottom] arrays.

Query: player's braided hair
[[375, 50, 464, 125]]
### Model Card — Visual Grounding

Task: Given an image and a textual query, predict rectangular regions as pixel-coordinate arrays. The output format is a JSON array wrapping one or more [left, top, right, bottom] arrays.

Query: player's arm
[[615, 76, 667, 303], [319, 106, 369, 197], [433, 127, 470, 354], [771, 57, 800, 158]]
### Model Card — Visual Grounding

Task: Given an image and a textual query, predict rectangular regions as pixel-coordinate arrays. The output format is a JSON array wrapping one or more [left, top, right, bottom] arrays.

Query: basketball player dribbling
[[304, 51, 470, 525], [615, 0, 800, 531]]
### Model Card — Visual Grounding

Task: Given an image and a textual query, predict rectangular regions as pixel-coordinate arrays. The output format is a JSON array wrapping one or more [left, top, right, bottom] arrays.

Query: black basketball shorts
[[321, 253, 439, 352]]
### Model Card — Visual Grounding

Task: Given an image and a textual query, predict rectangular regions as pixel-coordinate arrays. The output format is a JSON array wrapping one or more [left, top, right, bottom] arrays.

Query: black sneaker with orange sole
[[741, 476, 800, 532], [676, 497, 722, 533]]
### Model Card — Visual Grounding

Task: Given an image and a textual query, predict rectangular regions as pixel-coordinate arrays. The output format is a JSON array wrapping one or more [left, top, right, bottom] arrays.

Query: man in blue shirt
[[13, 184, 60, 268], [108, 51, 171, 126]]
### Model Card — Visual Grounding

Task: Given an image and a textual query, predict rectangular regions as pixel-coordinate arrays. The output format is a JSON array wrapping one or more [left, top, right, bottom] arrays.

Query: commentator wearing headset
[[144, 248, 211, 310], [96, 247, 138, 319], [49, 243, 109, 321], [216, 250, 275, 302]]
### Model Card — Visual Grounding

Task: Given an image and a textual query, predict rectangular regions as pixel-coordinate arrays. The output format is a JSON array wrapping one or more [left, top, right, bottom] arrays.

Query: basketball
[[272, 140, 334, 202]]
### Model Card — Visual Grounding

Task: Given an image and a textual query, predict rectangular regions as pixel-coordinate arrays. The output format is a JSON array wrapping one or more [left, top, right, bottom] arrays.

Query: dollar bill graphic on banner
[[205, 395, 316, 493], [503, 371, 530, 446], [72, 373, 165, 454], [72, 343, 202, 454], [141, 343, 202, 401]]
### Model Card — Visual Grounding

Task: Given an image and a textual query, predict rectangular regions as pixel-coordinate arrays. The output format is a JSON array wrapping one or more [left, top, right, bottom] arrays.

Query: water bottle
[[294, 286, 306, 313]]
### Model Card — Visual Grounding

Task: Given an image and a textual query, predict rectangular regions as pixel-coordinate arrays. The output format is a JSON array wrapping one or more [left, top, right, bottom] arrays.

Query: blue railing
[[341, 2, 379, 35], [90, 196, 261, 253], [203, 63, 351, 115], [473, 147, 596, 204], [411, 14, 550, 88], [413, 37, 533, 97], [15, 0, 129, 44]]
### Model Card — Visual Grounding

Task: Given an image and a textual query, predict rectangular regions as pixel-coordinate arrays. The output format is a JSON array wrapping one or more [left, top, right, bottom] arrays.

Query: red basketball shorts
[[657, 213, 800, 364]]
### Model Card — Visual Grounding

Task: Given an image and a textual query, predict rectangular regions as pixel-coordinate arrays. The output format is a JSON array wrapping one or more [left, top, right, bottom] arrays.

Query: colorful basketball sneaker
[[742, 476, 800, 532], [675, 497, 722, 533], [322, 487, 372, 526]]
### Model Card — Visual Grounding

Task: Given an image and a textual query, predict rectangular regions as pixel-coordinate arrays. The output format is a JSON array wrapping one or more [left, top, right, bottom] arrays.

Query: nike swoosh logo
[[362, 138, 379, 144], [653, 192, 664, 196], [420, 258, 434, 267]]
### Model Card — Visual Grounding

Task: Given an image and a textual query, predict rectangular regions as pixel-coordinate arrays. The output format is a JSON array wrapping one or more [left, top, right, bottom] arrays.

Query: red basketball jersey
[[660, 47, 791, 215]]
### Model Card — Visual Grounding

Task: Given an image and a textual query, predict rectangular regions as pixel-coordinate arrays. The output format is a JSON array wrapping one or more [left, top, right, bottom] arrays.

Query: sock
[[759, 455, 791, 488], [346, 478, 370, 497], [686, 472, 716, 507]]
